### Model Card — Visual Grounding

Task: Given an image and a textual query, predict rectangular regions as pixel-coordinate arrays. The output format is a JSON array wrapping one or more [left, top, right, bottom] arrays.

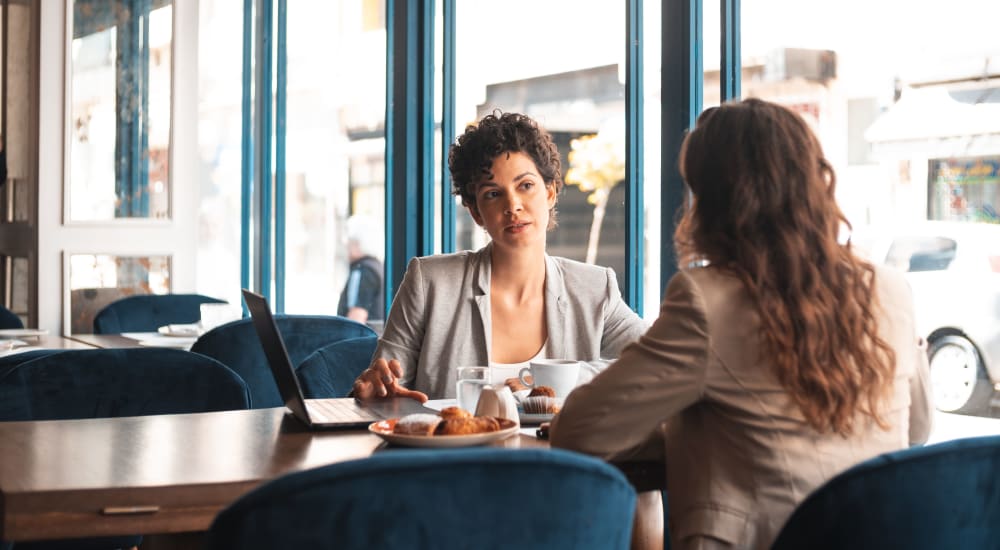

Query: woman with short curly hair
[[352, 111, 646, 402]]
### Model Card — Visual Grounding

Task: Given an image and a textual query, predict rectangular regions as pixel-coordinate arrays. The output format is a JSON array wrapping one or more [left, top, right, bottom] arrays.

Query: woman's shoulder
[[547, 255, 615, 285], [406, 249, 484, 281]]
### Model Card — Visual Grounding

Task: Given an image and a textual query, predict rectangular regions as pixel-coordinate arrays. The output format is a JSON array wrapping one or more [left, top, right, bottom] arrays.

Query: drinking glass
[[456, 366, 490, 413]]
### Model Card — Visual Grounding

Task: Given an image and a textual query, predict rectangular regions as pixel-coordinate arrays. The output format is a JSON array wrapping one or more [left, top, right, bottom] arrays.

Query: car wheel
[[928, 335, 993, 415]]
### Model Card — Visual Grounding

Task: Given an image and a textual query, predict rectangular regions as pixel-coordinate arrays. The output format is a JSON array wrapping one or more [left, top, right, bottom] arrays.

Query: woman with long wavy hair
[[551, 99, 932, 550]]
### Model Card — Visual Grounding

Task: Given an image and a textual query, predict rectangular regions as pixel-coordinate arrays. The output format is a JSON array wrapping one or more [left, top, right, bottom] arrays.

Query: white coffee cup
[[200, 303, 236, 333], [517, 359, 581, 398]]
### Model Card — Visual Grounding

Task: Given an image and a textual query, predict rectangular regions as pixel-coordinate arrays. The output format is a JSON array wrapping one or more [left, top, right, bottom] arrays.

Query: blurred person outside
[[337, 215, 384, 323]]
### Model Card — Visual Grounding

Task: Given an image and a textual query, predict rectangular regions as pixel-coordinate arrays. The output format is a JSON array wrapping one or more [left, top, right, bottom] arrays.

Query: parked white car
[[855, 222, 1000, 415]]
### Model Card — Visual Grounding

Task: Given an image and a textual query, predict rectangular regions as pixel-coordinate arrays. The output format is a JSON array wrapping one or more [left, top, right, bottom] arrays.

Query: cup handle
[[518, 367, 533, 388]]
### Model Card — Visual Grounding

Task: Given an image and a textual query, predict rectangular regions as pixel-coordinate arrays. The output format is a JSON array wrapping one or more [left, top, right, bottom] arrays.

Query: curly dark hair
[[448, 111, 564, 229], [676, 98, 896, 437]]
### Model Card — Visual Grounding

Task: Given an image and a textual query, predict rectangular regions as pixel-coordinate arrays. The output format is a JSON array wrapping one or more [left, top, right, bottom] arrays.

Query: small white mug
[[200, 303, 236, 333], [518, 359, 581, 397]]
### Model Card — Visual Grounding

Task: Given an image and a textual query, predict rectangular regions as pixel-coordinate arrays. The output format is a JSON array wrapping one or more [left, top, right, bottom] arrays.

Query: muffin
[[522, 396, 562, 414], [528, 385, 556, 398], [393, 413, 442, 435]]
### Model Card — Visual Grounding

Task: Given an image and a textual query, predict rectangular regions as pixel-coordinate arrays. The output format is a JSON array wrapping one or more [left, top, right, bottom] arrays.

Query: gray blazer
[[550, 264, 933, 550], [373, 245, 648, 399]]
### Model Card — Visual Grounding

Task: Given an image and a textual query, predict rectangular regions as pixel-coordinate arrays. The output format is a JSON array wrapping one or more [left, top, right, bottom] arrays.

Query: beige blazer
[[550, 265, 932, 550], [373, 244, 648, 399]]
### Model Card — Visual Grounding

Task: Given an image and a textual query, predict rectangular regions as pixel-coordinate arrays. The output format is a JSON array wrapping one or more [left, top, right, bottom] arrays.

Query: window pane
[[742, 0, 1000, 437], [196, 0, 244, 308], [282, 1, 386, 320], [452, 0, 627, 289]]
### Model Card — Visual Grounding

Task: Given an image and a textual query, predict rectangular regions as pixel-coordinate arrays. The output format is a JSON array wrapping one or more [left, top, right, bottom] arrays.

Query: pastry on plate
[[528, 385, 556, 398], [522, 396, 561, 414], [435, 416, 501, 435], [439, 406, 473, 420], [393, 413, 443, 435]]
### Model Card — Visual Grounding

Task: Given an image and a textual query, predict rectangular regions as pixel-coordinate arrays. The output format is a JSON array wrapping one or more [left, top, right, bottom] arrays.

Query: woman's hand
[[504, 377, 529, 392], [352, 358, 428, 402]]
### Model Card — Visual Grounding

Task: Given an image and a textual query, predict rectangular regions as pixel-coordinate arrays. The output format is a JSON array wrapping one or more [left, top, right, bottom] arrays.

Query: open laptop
[[242, 289, 429, 429]]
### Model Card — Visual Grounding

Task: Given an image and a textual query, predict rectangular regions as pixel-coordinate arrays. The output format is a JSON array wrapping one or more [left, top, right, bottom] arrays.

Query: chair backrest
[[190, 315, 375, 408], [772, 435, 1000, 550], [206, 448, 636, 550], [294, 335, 378, 398], [0, 304, 23, 329], [92, 293, 226, 334], [0, 348, 251, 421]]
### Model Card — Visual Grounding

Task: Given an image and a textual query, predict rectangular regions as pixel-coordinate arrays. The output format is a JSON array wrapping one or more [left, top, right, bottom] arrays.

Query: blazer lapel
[[543, 254, 569, 358], [473, 245, 492, 362]]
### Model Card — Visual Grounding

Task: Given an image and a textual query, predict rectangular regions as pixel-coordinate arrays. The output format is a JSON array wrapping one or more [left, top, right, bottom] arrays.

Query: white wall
[[38, 1, 200, 334]]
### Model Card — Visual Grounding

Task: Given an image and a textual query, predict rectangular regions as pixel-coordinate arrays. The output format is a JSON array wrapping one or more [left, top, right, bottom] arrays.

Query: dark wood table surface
[[0, 403, 664, 542], [65, 333, 145, 349]]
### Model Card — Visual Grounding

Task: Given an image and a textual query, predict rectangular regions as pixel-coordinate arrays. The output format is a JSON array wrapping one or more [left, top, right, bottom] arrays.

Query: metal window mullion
[[274, 0, 287, 312], [661, 0, 703, 291], [254, 0, 274, 303], [721, 0, 740, 101], [385, 0, 435, 305], [440, 0, 456, 253], [240, 0, 254, 306], [624, 0, 644, 315], [138, 3, 150, 217]]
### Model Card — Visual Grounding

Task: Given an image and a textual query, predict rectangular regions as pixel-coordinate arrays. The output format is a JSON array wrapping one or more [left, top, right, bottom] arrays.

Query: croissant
[[435, 416, 501, 435], [439, 406, 473, 420]]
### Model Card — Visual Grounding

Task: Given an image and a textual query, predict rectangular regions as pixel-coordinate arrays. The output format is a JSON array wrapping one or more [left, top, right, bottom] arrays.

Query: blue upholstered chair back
[[92, 293, 225, 334], [772, 435, 1000, 550], [294, 335, 377, 398], [0, 348, 251, 421], [207, 448, 636, 550], [0, 305, 23, 329], [190, 315, 375, 408]]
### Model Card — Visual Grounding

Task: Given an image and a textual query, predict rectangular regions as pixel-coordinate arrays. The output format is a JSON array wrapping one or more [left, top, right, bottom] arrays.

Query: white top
[[488, 341, 548, 385]]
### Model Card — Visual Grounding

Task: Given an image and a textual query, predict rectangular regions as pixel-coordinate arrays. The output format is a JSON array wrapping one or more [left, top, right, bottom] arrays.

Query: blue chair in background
[[0, 305, 23, 329], [92, 294, 225, 334], [206, 448, 636, 550], [190, 315, 375, 408], [772, 435, 1000, 550], [0, 347, 251, 549], [295, 335, 378, 398]]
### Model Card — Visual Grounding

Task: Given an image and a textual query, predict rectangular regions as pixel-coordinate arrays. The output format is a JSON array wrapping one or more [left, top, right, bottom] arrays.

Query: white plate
[[137, 337, 197, 349], [369, 418, 519, 448], [0, 328, 49, 338], [157, 324, 201, 337], [518, 411, 555, 425]]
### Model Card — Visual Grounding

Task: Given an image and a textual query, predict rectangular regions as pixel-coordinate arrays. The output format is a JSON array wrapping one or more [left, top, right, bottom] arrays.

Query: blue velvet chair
[[0, 347, 251, 549], [0, 305, 23, 329], [92, 293, 225, 334], [294, 335, 378, 398], [772, 435, 1000, 550], [206, 448, 636, 550], [190, 315, 375, 408]]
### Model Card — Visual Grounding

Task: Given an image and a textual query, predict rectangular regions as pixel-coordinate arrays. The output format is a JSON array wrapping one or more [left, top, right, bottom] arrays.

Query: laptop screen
[[241, 289, 314, 424]]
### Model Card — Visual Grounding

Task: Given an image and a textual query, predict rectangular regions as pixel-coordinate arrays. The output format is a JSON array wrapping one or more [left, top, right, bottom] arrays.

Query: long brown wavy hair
[[675, 99, 896, 436]]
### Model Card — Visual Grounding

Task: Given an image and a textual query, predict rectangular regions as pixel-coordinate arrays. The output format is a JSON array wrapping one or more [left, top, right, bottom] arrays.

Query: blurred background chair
[[0, 347, 251, 549], [0, 304, 23, 329], [191, 315, 374, 408], [206, 448, 636, 550], [92, 293, 225, 334], [294, 335, 378, 398], [772, 435, 1000, 550]]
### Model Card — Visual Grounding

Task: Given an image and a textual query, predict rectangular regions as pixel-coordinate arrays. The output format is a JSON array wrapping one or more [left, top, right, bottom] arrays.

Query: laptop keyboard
[[306, 399, 378, 424]]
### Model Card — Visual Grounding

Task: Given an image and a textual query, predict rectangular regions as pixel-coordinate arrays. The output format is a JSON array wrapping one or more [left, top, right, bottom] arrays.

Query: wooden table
[[65, 333, 145, 349], [0, 404, 664, 543]]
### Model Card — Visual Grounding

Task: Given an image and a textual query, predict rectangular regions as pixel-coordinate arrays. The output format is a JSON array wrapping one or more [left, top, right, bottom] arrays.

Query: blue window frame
[[238, 0, 740, 316]]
